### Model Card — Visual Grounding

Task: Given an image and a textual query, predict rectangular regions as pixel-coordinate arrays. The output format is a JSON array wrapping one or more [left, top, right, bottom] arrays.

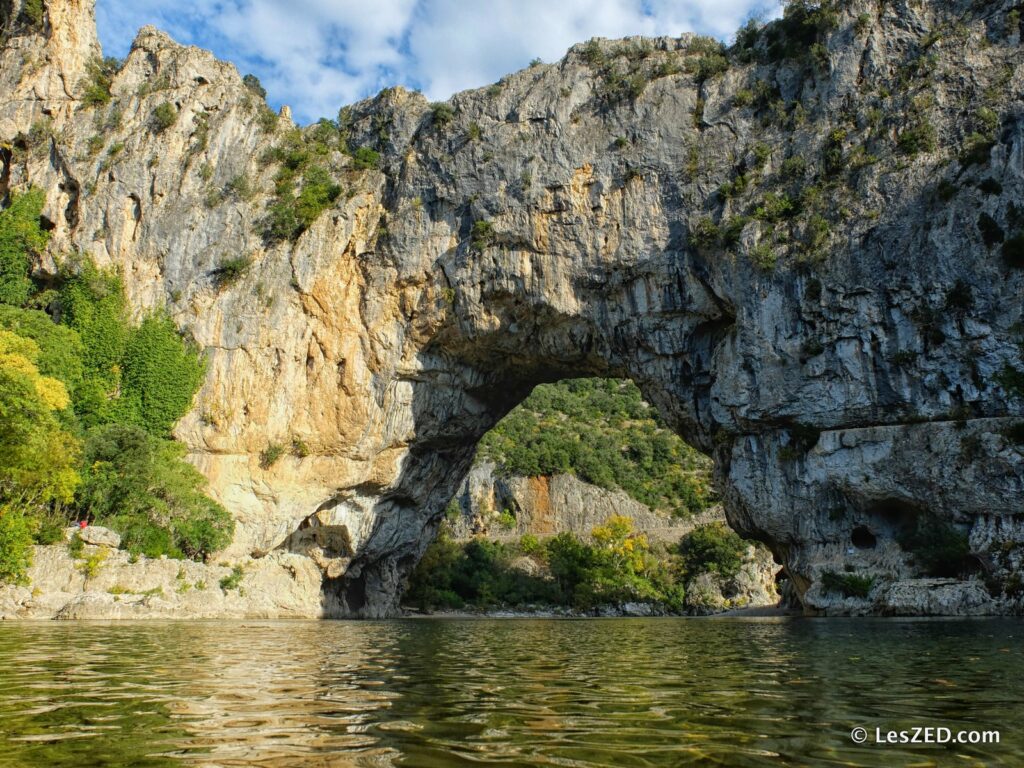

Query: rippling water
[[0, 618, 1020, 767]]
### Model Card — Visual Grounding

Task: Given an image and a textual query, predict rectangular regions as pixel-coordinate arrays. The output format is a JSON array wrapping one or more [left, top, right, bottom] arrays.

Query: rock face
[[2, 0, 1024, 617], [446, 461, 700, 541], [684, 545, 781, 615], [0, 545, 323, 620], [75, 525, 120, 548]]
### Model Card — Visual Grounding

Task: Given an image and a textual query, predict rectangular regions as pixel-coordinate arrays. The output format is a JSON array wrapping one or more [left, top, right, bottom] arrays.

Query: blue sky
[[95, 0, 783, 125]]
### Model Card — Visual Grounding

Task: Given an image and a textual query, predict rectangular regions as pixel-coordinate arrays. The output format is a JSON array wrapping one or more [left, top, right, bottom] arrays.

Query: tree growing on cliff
[[0, 189, 47, 307]]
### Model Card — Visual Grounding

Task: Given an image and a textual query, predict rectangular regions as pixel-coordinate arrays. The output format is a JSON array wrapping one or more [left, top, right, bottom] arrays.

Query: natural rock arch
[[2, 0, 1023, 616]]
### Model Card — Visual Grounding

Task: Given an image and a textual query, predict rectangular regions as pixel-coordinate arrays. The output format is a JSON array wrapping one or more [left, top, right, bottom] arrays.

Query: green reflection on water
[[0, 618, 1019, 767]]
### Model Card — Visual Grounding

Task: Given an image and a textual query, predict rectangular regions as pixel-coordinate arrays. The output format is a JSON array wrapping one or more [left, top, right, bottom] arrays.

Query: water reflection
[[0, 618, 1019, 767]]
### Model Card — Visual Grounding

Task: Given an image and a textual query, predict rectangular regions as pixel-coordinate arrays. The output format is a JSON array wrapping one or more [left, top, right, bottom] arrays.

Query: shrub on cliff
[[119, 313, 205, 436], [151, 102, 178, 133], [0, 189, 48, 307], [80, 57, 120, 107]]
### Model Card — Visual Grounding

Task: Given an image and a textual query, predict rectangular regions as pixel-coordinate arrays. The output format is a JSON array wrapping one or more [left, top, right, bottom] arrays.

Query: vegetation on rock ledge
[[477, 378, 714, 517]]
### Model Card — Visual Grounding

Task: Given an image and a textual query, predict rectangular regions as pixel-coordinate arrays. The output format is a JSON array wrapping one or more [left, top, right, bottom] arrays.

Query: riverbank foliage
[[0, 190, 233, 583], [405, 515, 756, 612], [477, 378, 714, 517]]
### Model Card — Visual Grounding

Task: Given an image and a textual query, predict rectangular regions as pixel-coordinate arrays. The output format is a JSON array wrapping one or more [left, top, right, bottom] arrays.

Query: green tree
[[119, 312, 205, 435], [0, 305, 84, 396], [478, 378, 713, 516], [679, 522, 747, 579], [0, 330, 80, 514], [58, 258, 128, 387], [0, 330, 81, 582], [0, 189, 48, 307], [75, 424, 233, 560], [0, 506, 34, 584]]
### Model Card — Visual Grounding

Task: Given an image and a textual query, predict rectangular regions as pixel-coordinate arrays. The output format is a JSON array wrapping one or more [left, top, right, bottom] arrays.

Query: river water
[[0, 617, 1019, 767]]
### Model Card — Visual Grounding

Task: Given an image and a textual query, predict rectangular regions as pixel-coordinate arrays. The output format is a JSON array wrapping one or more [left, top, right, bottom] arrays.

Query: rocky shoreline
[[0, 540, 327, 620]]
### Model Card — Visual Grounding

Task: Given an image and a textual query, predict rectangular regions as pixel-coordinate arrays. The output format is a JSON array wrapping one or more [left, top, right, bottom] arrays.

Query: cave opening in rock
[[390, 376, 780, 616], [850, 526, 877, 550]]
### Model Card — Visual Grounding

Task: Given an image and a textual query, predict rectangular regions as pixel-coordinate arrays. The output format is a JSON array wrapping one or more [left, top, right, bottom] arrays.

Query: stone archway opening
[[386, 375, 780, 615]]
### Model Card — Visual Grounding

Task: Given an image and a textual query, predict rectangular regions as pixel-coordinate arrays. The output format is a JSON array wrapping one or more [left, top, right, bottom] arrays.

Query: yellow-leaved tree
[[0, 329, 81, 583], [591, 514, 650, 574]]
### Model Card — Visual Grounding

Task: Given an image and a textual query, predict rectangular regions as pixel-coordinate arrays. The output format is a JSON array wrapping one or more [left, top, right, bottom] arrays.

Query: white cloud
[[95, 0, 782, 124]]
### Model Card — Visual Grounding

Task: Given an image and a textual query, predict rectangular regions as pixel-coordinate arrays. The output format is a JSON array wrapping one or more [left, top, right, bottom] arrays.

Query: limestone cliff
[[2, 0, 1024, 617], [446, 461, 699, 542]]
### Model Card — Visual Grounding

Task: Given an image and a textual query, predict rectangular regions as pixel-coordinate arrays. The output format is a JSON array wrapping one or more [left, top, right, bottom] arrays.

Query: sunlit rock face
[[2, 0, 1023, 616]]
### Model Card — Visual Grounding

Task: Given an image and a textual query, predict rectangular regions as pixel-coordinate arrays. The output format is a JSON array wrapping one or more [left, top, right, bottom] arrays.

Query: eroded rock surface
[[0, 543, 324, 619], [446, 461, 704, 541], [2, 0, 1024, 616]]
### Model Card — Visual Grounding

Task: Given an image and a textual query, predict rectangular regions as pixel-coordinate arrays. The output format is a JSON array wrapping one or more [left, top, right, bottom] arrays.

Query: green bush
[[242, 73, 266, 99], [19, 0, 44, 27], [944, 280, 973, 314], [755, 192, 795, 223], [690, 217, 720, 249], [351, 147, 380, 170], [763, 0, 840, 62], [820, 570, 874, 598], [264, 165, 341, 242], [679, 522, 746, 579], [959, 133, 994, 168], [0, 331, 81, 518], [470, 220, 495, 250], [0, 189, 48, 307], [404, 533, 559, 610], [80, 57, 119, 107], [732, 89, 754, 108], [75, 424, 234, 560], [260, 443, 285, 469], [935, 180, 958, 202], [694, 53, 729, 82], [0, 305, 85, 396], [211, 256, 252, 287], [58, 258, 129, 397], [430, 102, 455, 127], [897, 122, 937, 155], [0, 506, 34, 585], [978, 213, 1005, 248], [220, 564, 244, 591], [405, 517, 686, 612], [151, 102, 177, 133], [294, 166, 341, 225], [118, 313, 205, 436]]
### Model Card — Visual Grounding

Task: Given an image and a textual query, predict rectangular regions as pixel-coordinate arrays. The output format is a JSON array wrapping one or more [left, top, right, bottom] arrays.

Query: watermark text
[[850, 726, 1000, 746]]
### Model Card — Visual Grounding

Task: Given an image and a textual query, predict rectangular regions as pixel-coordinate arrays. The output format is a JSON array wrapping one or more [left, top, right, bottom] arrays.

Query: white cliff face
[[2, 0, 1024, 617]]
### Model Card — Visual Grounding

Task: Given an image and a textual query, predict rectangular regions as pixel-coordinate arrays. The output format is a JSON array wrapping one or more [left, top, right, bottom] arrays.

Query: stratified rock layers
[[2, 0, 1023, 616]]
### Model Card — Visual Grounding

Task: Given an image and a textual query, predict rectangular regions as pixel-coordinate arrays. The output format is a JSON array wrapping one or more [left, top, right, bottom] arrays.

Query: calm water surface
[[0, 617, 1020, 767]]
